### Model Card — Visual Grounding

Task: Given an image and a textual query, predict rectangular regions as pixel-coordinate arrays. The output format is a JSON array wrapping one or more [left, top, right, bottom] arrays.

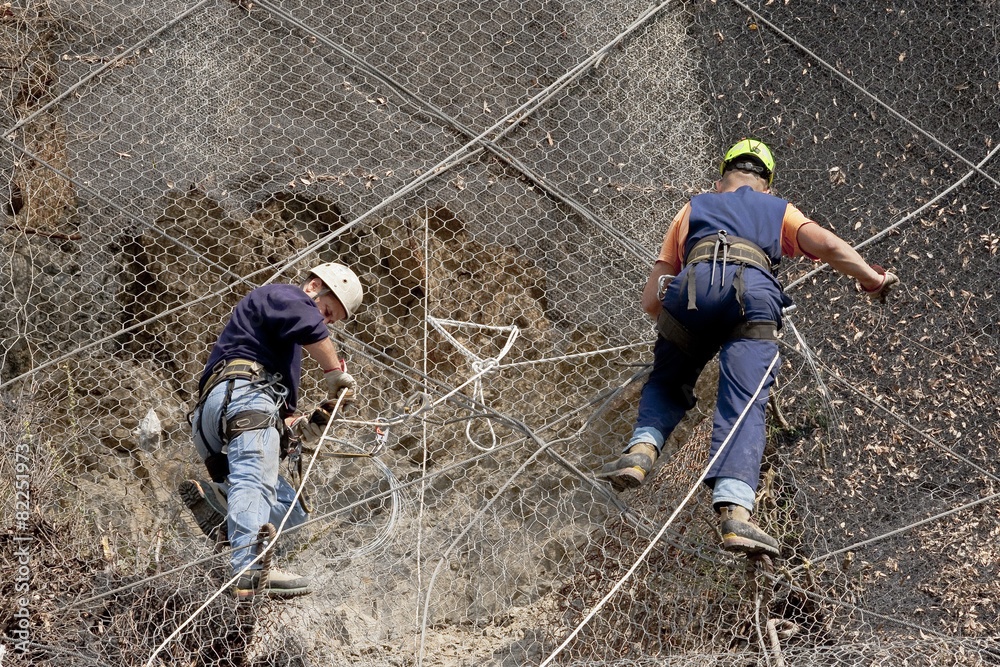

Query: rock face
[[21, 2, 1000, 666], [0, 1, 707, 660], [3, 163, 645, 663]]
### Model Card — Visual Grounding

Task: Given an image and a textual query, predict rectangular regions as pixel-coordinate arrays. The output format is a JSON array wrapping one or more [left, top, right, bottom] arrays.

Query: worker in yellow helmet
[[600, 139, 898, 558]]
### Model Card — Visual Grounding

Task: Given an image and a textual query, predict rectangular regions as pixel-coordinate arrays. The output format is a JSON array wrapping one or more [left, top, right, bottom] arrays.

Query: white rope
[[496, 342, 650, 369], [332, 342, 652, 434], [539, 348, 781, 666], [335, 347, 517, 433], [427, 315, 520, 451], [756, 588, 774, 667], [409, 210, 433, 663]]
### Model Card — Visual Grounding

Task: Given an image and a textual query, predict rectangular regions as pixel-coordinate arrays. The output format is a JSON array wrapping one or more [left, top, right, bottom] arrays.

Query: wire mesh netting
[[1, 0, 998, 665]]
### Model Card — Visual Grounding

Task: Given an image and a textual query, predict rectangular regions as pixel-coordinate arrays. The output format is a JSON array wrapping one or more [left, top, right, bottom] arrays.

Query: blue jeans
[[192, 378, 308, 574], [630, 262, 781, 511]]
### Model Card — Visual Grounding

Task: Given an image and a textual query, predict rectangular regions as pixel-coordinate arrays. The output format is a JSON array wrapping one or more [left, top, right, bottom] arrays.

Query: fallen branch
[[4, 224, 81, 241]]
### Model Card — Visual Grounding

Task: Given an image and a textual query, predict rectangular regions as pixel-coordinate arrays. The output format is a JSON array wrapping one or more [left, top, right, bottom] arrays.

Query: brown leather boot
[[718, 504, 780, 557], [599, 443, 658, 491]]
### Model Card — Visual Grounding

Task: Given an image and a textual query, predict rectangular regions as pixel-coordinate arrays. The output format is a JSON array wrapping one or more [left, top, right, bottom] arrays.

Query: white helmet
[[308, 262, 363, 317]]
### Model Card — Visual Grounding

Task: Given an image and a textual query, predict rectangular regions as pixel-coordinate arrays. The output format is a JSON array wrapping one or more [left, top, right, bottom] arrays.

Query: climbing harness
[[198, 358, 266, 397], [655, 306, 778, 356], [189, 358, 287, 483], [683, 230, 773, 312], [653, 230, 779, 353]]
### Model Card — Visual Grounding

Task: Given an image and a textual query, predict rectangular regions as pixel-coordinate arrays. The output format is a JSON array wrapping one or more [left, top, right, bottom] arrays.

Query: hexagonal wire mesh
[[0, 0, 998, 665]]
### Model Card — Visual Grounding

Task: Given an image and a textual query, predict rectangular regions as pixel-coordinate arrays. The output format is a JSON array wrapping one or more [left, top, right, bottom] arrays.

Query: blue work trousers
[[633, 262, 782, 502], [192, 378, 308, 574]]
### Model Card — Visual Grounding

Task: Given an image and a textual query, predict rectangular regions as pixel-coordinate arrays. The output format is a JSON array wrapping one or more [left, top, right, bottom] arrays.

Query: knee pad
[[668, 382, 699, 411], [204, 452, 230, 483]]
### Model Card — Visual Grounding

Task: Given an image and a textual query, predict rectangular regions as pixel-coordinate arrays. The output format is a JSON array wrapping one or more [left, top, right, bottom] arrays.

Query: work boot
[[233, 568, 312, 599], [718, 505, 780, 558], [599, 443, 658, 492], [178, 479, 228, 542]]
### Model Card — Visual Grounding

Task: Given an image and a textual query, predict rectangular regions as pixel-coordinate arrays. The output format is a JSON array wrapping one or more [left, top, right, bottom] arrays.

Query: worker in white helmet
[[179, 262, 363, 598]]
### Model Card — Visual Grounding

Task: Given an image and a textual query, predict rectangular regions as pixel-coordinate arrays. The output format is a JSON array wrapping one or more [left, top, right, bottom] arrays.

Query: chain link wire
[[1, 0, 998, 665]]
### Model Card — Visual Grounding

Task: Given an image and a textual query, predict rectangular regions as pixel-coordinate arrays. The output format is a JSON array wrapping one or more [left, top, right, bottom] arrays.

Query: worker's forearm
[[641, 261, 675, 319], [303, 337, 341, 372], [798, 225, 884, 290], [821, 245, 883, 289], [641, 278, 663, 318]]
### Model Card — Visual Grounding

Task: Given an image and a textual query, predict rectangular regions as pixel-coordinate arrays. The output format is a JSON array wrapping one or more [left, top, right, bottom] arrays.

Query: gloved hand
[[862, 265, 899, 303], [288, 414, 325, 443], [324, 368, 357, 403]]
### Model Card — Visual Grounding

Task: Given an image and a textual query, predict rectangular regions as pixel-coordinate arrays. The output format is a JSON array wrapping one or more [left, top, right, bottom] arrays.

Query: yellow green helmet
[[720, 138, 775, 185]]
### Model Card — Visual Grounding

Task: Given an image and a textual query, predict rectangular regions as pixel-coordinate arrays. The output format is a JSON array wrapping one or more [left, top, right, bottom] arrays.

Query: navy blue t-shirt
[[199, 284, 329, 412]]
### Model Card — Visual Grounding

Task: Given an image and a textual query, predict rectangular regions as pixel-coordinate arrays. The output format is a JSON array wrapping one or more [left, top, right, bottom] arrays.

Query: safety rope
[[414, 219, 431, 643], [781, 315, 843, 469], [495, 342, 650, 369], [427, 316, 520, 451]]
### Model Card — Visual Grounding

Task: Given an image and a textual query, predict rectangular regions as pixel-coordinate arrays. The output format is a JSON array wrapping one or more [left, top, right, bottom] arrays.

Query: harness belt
[[226, 409, 275, 437], [730, 320, 778, 340], [198, 358, 265, 402], [193, 358, 280, 483], [683, 231, 773, 311], [656, 307, 777, 354]]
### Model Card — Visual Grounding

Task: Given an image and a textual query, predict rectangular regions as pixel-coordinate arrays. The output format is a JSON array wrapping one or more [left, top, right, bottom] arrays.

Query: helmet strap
[[725, 159, 770, 181]]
